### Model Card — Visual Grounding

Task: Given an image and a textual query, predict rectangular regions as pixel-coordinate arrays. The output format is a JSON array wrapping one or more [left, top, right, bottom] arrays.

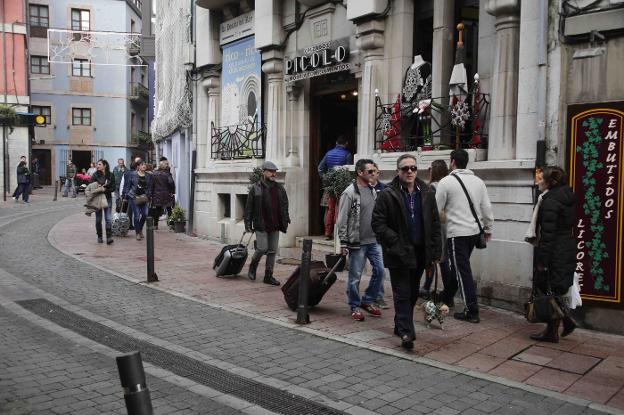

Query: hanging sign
[[567, 102, 624, 305], [220, 12, 254, 45], [284, 38, 350, 82]]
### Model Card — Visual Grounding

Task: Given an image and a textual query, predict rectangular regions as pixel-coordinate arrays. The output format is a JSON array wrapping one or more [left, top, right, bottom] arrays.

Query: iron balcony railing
[[129, 82, 149, 102], [211, 121, 266, 160], [131, 130, 151, 146]]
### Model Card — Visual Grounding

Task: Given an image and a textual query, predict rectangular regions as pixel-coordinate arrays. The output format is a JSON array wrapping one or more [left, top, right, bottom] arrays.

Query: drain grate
[[17, 298, 344, 415]]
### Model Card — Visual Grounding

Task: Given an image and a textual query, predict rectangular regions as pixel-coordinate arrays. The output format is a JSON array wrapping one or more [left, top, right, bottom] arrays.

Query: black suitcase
[[281, 258, 343, 311], [213, 232, 254, 277]]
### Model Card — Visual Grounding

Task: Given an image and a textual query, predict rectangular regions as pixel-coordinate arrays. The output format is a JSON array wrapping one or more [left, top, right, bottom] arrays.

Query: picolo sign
[[284, 38, 350, 83]]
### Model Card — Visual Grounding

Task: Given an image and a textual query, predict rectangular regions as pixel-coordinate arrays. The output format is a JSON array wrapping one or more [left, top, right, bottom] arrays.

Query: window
[[72, 59, 91, 77], [131, 19, 136, 34], [29, 4, 49, 27], [31, 56, 50, 75], [72, 108, 91, 126], [71, 9, 90, 31], [32, 106, 51, 125]]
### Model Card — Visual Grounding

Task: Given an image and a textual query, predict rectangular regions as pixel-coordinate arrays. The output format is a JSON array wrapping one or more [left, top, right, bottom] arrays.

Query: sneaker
[[361, 303, 382, 317], [351, 308, 365, 321], [453, 311, 480, 323], [375, 299, 390, 309]]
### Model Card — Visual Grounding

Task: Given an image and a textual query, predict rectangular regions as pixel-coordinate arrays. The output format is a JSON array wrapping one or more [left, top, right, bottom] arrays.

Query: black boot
[[96, 223, 103, 243], [530, 319, 560, 343], [106, 227, 114, 245], [561, 312, 577, 338], [263, 270, 280, 286], [247, 258, 260, 281]]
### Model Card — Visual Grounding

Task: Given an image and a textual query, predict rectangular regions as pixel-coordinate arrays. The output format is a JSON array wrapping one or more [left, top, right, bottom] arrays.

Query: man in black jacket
[[372, 154, 441, 350], [244, 161, 290, 286]]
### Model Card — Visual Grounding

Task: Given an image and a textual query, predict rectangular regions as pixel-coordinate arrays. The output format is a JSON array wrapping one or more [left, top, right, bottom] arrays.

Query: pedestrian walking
[[337, 159, 385, 321], [14, 160, 31, 203], [149, 160, 175, 230], [318, 135, 353, 240], [63, 160, 77, 198], [90, 159, 115, 244], [119, 158, 141, 230], [12, 155, 27, 199], [122, 160, 152, 241], [112, 158, 126, 212], [525, 166, 576, 343], [435, 149, 494, 323], [420, 160, 452, 300], [372, 154, 441, 349], [244, 161, 290, 286], [370, 163, 389, 309]]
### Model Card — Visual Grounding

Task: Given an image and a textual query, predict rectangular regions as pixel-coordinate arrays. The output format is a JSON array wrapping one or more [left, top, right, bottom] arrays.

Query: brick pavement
[[0, 194, 621, 414]]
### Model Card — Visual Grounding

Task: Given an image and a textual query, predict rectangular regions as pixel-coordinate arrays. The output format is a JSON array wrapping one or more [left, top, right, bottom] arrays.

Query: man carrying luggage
[[337, 159, 385, 321], [244, 161, 290, 286], [372, 154, 441, 350]]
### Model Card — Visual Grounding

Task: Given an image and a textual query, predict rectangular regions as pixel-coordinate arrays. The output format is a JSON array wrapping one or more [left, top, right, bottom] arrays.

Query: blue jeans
[[129, 198, 149, 234], [375, 266, 386, 301], [63, 178, 76, 197], [347, 243, 385, 310], [95, 204, 112, 229]]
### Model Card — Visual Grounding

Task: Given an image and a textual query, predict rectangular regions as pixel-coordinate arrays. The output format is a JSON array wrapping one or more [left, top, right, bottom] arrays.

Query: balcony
[[131, 130, 152, 148], [128, 82, 149, 105], [211, 121, 265, 160]]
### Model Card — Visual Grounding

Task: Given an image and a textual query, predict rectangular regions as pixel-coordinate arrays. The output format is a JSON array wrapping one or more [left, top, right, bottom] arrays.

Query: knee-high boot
[[105, 226, 114, 245]]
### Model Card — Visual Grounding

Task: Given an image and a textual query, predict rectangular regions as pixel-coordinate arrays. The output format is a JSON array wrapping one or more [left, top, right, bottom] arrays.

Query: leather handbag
[[525, 271, 564, 323], [135, 194, 149, 206], [452, 174, 487, 249]]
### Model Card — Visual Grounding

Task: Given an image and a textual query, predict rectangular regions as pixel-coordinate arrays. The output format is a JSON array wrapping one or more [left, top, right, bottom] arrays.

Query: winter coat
[[244, 180, 290, 233], [337, 182, 377, 250], [112, 166, 125, 190], [150, 169, 175, 208], [17, 165, 30, 184], [534, 185, 575, 296], [84, 182, 108, 213], [90, 171, 115, 201], [372, 176, 442, 269], [122, 170, 152, 200]]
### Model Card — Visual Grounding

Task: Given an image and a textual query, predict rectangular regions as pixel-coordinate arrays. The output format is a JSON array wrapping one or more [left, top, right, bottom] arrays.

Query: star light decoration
[[451, 100, 470, 129]]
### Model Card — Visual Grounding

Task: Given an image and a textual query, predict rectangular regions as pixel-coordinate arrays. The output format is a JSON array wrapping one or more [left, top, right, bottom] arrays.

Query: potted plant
[[322, 167, 354, 270], [248, 166, 263, 188], [170, 204, 186, 233], [0, 105, 17, 133]]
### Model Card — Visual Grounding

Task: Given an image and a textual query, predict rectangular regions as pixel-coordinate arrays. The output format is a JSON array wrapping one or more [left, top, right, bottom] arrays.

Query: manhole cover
[[277, 258, 301, 266]]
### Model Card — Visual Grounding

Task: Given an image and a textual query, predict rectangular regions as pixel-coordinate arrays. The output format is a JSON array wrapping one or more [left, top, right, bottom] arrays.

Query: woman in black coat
[[529, 166, 576, 343], [91, 159, 115, 244], [149, 160, 175, 229]]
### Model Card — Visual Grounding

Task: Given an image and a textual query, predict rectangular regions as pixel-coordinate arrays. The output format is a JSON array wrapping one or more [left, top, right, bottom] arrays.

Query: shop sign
[[220, 12, 254, 45], [284, 38, 350, 82], [567, 102, 624, 305]]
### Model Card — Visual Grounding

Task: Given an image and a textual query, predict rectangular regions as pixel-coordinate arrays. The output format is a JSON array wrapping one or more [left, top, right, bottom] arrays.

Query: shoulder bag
[[525, 270, 565, 323], [452, 174, 487, 249]]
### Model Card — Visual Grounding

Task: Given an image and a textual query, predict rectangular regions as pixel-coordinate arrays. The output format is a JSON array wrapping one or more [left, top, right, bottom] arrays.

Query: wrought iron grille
[[211, 121, 266, 160], [374, 88, 490, 152]]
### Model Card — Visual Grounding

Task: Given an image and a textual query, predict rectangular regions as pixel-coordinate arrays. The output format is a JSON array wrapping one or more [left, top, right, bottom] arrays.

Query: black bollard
[[296, 239, 312, 325], [116, 351, 153, 415], [53, 180, 58, 201], [146, 217, 158, 282]]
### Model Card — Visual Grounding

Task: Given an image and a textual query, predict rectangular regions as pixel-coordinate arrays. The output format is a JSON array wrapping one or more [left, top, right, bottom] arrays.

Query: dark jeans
[[443, 234, 480, 315], [129, 198, 149, 234], [95, 205, 113, 229], [15, 183, 30, 201], [389, 247, 426, 341]]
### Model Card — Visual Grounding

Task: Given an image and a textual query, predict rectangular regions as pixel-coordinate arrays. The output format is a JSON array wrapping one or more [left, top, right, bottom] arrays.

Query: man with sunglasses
[[372, 154, 441, 350], [337, 159, 385, 321]]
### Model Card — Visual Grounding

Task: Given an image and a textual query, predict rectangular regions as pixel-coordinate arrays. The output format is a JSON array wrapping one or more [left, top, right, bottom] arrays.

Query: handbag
[[525, 271, 565, 323], [135, 194, 149, 206], [452, 174, 487, 249]]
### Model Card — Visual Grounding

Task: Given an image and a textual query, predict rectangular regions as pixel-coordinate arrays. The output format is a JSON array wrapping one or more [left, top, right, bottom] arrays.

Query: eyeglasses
[[399, 165, 417, 173]]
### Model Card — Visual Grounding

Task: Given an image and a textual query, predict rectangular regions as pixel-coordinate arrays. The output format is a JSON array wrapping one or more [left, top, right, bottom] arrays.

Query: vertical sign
[[220, 36, 262, 128], [567, 102, 624, 305]]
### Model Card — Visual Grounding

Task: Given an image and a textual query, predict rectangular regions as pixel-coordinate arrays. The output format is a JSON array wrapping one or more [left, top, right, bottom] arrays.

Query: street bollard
[[116, 351, 153, 415], [296, 239, 312, 325], [53, 180, 58, 201], [146, 217, 158, 283]]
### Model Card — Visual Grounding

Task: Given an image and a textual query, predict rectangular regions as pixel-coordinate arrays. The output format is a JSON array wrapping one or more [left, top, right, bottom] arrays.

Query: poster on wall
[[567, 102, 624, 306], [221, 36, 262, 128]]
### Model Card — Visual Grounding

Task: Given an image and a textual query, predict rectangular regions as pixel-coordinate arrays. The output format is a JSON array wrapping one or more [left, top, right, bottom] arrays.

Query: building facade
[[178, 0, 623, 333], [27, 0, 149, 184], [0, 0, 29, 198]]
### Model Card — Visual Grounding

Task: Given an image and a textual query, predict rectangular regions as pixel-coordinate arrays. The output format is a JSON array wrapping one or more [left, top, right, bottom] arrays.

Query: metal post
[[146, 217, 158, 282], [53, 180, 58, 201], [116, 351, 153, 415], [296, 239, 312, 325]]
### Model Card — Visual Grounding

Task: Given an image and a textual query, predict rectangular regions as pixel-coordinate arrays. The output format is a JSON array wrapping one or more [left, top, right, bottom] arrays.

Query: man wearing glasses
[[372, 154, 441, 350], [337, 159, 385, 321]]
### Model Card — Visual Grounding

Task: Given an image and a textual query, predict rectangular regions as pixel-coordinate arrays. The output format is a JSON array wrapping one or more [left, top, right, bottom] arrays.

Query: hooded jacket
[[372, 176, 442, 268], [535, 184, 575, 295]]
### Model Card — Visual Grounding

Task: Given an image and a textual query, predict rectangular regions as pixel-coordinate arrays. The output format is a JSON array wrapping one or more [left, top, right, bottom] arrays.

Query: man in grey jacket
[[337, 159, 384, 321]]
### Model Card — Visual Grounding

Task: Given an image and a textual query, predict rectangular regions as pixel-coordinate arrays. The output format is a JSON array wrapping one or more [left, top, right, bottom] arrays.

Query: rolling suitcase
[[281, 257, 343, 311], [213, 232, 254, 277]]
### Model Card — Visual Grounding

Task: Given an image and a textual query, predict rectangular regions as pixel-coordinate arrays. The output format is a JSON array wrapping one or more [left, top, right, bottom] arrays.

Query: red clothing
[[324, 196, 337, 237], [262, 185, 281, 232]]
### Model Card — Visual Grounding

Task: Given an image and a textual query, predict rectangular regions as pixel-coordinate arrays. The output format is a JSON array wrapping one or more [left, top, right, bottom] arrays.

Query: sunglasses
[[399, 165, 417, 173], [366, 169, 378, 174]]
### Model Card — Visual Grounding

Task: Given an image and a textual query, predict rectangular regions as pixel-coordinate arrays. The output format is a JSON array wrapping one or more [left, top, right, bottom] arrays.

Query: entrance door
[[32, 149, 52, 185], [72, 150, 91, 174], [309, 86, 358, 236]]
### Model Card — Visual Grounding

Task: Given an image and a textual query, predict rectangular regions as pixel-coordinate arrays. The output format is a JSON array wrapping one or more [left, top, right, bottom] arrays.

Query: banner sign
[[221, 36, 262, 128], [284, 38, 350, 83], [220, 12, 254, 45], [567, 102, 624, 305]]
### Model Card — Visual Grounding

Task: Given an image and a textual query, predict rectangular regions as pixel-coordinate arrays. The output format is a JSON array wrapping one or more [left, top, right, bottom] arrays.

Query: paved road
[[0, 199, 613, 415]]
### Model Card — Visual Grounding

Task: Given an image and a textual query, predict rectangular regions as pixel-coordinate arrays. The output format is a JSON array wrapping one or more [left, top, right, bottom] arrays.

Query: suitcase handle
[[238, 231, 254, 248]]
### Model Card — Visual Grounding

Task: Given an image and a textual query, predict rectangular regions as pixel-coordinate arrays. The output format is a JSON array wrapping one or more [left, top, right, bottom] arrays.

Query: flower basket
[[169, 205, 186, 233]]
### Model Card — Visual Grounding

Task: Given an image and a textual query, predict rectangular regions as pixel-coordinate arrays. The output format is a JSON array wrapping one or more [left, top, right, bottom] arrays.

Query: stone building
[[184, 0, 623, 333]]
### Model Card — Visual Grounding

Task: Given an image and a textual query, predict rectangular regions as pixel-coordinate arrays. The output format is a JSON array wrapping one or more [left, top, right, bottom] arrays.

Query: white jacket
[[435, 169, 494, 238]]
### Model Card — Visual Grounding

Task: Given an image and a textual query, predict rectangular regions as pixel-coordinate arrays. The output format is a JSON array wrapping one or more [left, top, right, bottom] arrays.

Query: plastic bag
[[566, 272, 583, 310]]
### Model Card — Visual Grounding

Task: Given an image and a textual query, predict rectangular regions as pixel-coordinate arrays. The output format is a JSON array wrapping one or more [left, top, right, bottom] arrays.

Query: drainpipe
[[23, 0, 32, 169], [536, 0, 547, 147], [2, 0, 8, 200], [187, 0, 196, 235]]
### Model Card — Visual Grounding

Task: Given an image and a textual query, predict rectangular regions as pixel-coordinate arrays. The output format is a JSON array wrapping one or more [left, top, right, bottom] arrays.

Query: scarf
[[525, 190, 548, 246]]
